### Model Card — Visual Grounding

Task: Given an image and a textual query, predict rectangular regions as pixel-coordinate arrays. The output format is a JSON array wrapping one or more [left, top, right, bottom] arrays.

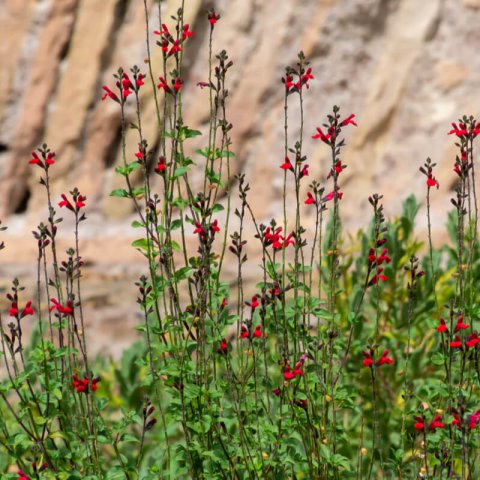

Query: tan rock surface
[[1, 0, 480, 355]]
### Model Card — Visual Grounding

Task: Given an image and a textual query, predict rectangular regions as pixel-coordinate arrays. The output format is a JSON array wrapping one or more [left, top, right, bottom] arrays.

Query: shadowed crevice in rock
[[104, 123, 123, 169], [13, 186, 31, 214], [75, 0, 131, 172], [33, 0, 82, 150], [99, 0, 131, 73]]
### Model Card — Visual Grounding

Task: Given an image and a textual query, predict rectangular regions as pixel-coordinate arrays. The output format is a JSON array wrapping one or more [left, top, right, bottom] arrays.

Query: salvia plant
[[1, 2, 480, 479]]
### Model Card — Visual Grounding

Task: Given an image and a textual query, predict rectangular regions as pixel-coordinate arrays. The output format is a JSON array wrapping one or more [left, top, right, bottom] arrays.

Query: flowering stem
[[367, 366, 379, 480], [426, 184, 438, 309]]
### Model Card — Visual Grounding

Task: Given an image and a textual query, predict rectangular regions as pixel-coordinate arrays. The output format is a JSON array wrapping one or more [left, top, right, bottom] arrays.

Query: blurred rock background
[[1, 0, 479, 355]]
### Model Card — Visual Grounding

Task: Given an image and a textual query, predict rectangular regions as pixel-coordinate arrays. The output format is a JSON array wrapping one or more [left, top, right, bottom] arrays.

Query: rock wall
[[1, 0, 480, 354]]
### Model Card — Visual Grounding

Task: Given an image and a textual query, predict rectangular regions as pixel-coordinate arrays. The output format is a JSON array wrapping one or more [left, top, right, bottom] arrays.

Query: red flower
[[220, 298, 228, 310], [17, 471, 30, 480], [45, 152, 55, 165], [297, 67, 314, 90], [157, 76, 171, 93], [29, 150, 55, 169], [240, 325, 250, 339], [450, 335, 463, 349], [378, 249, 391, 265], [182, 24, 194, 40], [340, 114, 357, 127], [72, 374, 100, 394], [271, 237, 283, 250], [121, 72, 133, 98], [102, 85, 119, 102], [454, 316, 469, 332], [9, 302, 18, 317], [153, 23, 170, 37], [377, 349, 394, 366], [59, 194, 74, 211], [292, 361, 305, 377], [312, 126, 333, 144], [429, 415, 445, 430], [49, 298, 73, 315], [211, 220, 220, 234], [466, 332, 480, 349], [300, 164, 309, 178], [448, 122, 468, 137], [368, 267, 388, 286], [280, 156, 294, 171], [437, 318, 448, 333], [283, 74, 295, 92], [363, 351, 373, 368], [294, 398, 308, 410], [272, 388, 281, 396], [136, 73, 145, 88], [253, 325, 263, 338], [76, 195, 86, 209], [264, 227, 282, 246], [324, 190, 343, 202], [283, 365, 296, 380], [426, 174, 439, 189], [92, 377, 100, 392], [217, 338, 228, 354], [271, 232, 293, 250], [155, 156, 166, 173], [250, 295, 259, 311], [413, 416, 425, 431], [283, 233, 294, 248], [468, 409, 480, 429], [29, 152, 41, 165], [367, 248, 377, 264], [193, 221, 206, 237], [173, 77, 183, 92], [451, 411, 462, 428], [208, 10, 220, 26], [305, 192, 315, 205], [59, 192, 86, 213], [368, 248, 391, 266], [169, 39, 182, 56], [327, 160, 344, 180], [21, 301, 34, 318], [269, 286, 281, 297]]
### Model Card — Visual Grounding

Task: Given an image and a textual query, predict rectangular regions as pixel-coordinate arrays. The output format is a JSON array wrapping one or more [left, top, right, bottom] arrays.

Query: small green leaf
[[181, 127, 202, 139], [110, 188, 130, 198], [173, 166, 190, 178], [211, 204, 224, 213]]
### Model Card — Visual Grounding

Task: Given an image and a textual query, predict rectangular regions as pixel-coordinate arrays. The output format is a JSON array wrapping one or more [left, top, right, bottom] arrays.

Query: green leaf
[[211, 203, 224, 213], [431, 352, 445, 366], [170, 219, 183, 230], [195, 147, 209, 158], [131, 238, 152, 252], [115, 161, 140, 176], [173, 166, 190, 178], [181, 127, 202, 139], [171, 240, 182, 252], [131, 187, 146, 197], [120, 433, 140, 443], [174, 266, 193, 281], [110, 188, 130, 198]]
